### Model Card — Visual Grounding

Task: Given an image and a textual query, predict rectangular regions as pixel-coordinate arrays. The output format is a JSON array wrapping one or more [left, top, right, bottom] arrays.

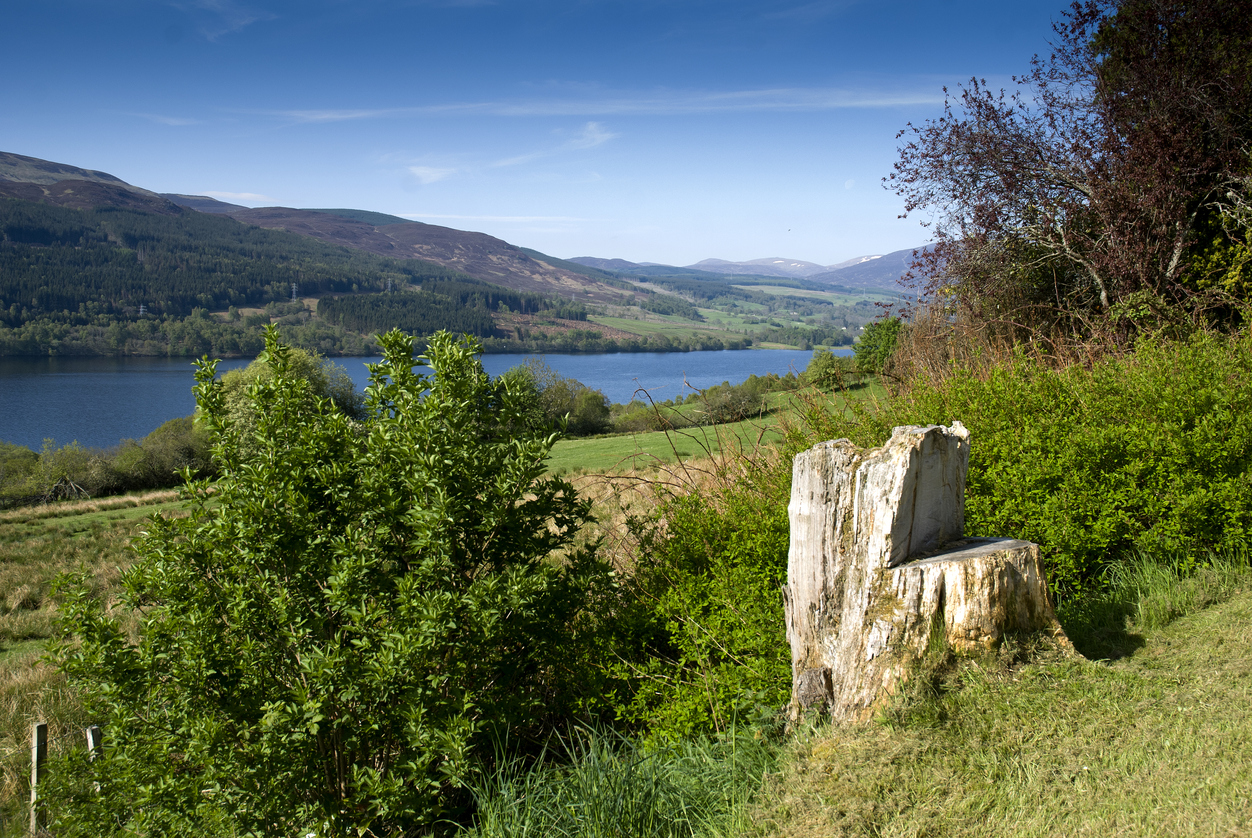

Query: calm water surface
[[0, 348, 846, 450]]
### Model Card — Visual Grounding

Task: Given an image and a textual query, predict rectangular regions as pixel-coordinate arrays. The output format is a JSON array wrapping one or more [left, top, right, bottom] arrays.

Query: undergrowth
[[791, 328, 1252, 598], [465, 727, 779, 838]]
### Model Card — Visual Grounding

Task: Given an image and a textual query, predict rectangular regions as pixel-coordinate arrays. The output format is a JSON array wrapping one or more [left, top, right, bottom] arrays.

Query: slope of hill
[[2, 152, 633, 304], [161, 194, 246, 213], [212, 207, 628, 303], [0, 151, 158, 196], [808, 245, 929, 291], [1, 180, 184, 215], [568, 256, 642, 272], [0, 199, 474, 318]]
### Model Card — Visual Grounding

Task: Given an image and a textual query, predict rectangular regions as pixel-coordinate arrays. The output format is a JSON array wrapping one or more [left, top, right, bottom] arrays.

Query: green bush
[[801, 348, 860, 389], [0, 417, 212, 507], [609, 466, 793, 740], [795, 329, 1252, 598], [48, 328, 605, 835], [504, 358, 612, 437], [0, 440, 39, 505]]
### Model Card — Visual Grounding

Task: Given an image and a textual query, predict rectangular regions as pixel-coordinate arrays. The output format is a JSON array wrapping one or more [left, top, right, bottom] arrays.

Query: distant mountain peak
[[684, 257, 828, 279]]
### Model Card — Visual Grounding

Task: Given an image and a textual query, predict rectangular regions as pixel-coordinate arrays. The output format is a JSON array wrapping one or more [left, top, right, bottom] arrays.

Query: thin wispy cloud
[[566, 121, 616, 149], [408, 166, 458, 184], [489, 122, 618, 169], [263, 85, 946, 123], [173, 0, 277, 40], [395, 122, 616, 186]]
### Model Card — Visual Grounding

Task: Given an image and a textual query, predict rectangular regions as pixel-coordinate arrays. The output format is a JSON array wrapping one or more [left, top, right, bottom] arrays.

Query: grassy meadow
[[0, 492, 188, 828], [2, 342, 1251, 834]]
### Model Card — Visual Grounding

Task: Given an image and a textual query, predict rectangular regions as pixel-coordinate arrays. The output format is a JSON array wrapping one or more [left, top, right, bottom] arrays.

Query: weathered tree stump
[[784, 423, 1071, 722]]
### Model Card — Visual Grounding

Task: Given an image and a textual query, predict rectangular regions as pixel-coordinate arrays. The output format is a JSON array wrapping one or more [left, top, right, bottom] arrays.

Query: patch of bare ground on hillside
[[748, 588, 1252, 838]]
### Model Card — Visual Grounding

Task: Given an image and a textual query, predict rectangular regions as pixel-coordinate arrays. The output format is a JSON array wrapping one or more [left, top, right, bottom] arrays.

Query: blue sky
[[1, 0, 1063, 266]]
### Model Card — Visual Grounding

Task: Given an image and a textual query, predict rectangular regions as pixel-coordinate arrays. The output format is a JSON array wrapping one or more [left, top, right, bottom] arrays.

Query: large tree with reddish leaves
[[889, 0, 1252, 331]]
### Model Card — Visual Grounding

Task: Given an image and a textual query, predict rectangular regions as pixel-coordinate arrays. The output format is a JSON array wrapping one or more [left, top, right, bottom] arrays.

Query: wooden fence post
[[86, 725, 103, 793], [29, 722, 47, 835], [85, 726, 102, 761]]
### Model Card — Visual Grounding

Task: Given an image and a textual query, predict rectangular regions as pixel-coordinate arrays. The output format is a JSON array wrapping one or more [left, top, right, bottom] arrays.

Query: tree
[[889, 0, 1252, 331], [504, 357, 611, 437], [50, 327, 599, 835], [854, 318, 902, 375], [219, 345, 366, 422], [802, 348, 859, 389]]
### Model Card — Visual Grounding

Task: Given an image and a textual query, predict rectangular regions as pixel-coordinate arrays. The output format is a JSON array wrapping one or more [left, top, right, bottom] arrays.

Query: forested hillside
[[317, 282, 587, 338], [0, 199, 467, 320], [0, 198, 607, 356]]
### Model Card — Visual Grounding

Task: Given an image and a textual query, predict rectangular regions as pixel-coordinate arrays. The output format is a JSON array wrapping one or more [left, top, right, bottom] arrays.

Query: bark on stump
[[784, 423, 1071, 723]]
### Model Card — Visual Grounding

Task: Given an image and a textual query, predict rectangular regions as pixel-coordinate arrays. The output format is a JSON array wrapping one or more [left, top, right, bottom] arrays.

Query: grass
[[747, 550, 1252, 838], [588, 314, 755, 344], [729, 285, 896, 306], [464, 727, 779, 838], [0, 490, 181, 830], [545, 382, 886, 476], [548, 418, 786, 475]]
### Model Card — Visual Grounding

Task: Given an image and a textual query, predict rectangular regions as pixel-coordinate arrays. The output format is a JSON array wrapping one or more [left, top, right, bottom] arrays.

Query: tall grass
[[465, 728, 778, 838], [1059, 547, 1252, 660]]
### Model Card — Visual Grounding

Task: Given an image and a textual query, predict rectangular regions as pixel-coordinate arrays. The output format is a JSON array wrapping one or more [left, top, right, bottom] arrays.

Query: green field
[[589, 313, 753, 342], [547, 416, 785, 474], [547, 385, 885, 474], [733, 284, 897, 305]]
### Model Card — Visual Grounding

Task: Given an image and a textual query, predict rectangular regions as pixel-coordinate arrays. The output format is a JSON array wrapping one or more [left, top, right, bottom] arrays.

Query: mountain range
[[570, 249, 923, 293], [1, 150, 922, 296]]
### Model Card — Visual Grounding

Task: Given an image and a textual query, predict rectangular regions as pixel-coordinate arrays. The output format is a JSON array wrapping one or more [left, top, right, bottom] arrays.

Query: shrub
[[49, 328, 603, 835], [609, 462, 793, 740], [794, 329, 1252, 598], [503, 358, 612, 437], [801, 349, 860, 389]]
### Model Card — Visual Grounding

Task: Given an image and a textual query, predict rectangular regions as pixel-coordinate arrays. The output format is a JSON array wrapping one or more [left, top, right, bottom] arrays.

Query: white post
[[29, 722, 47, 835]]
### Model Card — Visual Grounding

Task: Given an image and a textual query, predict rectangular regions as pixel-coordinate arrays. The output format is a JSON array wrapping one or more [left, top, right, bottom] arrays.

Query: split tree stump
[[783, 423, 1071, 722]]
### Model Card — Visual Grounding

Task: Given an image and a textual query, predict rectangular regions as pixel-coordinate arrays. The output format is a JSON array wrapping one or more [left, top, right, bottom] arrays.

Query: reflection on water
[[0, 347, 844, 450]]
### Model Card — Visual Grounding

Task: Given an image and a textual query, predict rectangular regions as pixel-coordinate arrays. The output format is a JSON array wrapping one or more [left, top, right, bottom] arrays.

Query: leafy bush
[[49, 328, 604, 835], [0, 418, 211, 508], [696, 379, 765, 424], [801, 348, 860, 389], [795, 329, 1252, 597], [609, 465, 793, 740], [503, 358, 613, 437]]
